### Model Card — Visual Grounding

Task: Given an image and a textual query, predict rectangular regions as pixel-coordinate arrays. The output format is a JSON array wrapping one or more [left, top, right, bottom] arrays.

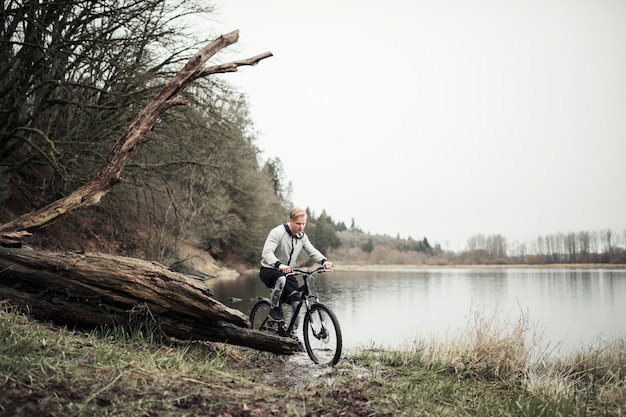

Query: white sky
[[207, 0, 626, 250]]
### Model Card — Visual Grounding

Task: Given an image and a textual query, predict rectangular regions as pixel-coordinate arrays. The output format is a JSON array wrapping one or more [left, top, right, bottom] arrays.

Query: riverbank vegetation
[[1, 303, 623, 416]]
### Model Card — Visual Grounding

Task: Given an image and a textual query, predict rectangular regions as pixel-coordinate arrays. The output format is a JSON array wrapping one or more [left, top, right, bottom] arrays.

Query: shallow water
[[210, 268, 626, 354]]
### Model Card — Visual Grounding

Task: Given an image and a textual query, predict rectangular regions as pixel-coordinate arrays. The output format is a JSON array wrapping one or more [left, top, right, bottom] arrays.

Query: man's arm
[[261, 227, 283, 268]]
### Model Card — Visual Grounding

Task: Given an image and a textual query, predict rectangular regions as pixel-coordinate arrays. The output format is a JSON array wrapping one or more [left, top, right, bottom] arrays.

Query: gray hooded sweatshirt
[[260, 224, 327, 269]]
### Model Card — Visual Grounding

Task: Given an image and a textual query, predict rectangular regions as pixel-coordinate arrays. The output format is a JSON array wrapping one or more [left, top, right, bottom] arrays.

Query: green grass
[[1, 302, 623, 416]]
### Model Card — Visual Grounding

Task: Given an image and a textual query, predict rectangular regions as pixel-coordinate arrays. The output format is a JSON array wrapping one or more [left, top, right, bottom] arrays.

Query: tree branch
[[0, 30, 273, 245], [197, 51, 274, 77]]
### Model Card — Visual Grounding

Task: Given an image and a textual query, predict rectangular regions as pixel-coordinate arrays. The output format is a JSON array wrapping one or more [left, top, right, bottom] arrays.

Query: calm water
[[209, 268, 626, 354]]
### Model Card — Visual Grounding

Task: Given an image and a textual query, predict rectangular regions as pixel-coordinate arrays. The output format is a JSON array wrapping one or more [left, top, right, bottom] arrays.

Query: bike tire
[[303, 303, 342, 366], [249, 299, 275, 332]]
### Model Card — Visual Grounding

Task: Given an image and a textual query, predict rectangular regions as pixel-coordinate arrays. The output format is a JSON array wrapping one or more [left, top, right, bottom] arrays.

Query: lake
[[208, 268, 626, 355]]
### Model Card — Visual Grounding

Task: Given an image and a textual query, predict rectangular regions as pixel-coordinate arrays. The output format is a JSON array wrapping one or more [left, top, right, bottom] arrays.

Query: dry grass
[[418, 307, 541, 383], [528, 338, 626, 416]]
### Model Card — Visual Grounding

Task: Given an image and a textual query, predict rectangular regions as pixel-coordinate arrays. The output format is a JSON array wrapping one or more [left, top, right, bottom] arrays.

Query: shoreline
[[333, 263, 626, 271], [228, 263, 626, 278]]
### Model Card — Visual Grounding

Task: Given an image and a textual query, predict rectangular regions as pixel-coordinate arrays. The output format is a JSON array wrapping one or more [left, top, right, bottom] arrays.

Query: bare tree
[[1, 0, 211, 192], [601, 229, 614, 262], [577, 231, 590, 263]]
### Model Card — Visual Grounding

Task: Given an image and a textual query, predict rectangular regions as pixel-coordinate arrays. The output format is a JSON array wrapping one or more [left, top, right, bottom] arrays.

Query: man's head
[[288, 207, 307, 235]]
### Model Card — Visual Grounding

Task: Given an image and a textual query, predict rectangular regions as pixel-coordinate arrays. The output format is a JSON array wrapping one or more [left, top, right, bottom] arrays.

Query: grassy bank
[[1, 304, 623, 416]]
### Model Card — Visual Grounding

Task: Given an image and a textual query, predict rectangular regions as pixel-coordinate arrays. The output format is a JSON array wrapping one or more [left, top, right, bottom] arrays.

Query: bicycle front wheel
[[303, 303, 342, 366]]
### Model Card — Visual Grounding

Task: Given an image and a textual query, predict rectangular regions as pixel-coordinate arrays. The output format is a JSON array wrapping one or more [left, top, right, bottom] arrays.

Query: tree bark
[[0, 32, 297, 354]]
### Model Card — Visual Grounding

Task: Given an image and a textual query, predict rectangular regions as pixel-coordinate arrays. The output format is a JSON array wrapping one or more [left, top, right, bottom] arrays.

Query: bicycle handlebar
[[286, 266, 334, 277]]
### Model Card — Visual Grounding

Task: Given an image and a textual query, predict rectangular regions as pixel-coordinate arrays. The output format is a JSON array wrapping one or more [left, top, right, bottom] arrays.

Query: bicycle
[[249, 266, 343, 366]]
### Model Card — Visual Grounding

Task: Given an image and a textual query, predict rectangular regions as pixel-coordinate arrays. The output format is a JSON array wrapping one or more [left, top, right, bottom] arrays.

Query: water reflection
[[208, 268, 626, 354]]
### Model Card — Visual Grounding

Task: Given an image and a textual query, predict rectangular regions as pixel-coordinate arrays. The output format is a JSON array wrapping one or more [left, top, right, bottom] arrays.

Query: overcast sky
[[208, 0, 626, 250]]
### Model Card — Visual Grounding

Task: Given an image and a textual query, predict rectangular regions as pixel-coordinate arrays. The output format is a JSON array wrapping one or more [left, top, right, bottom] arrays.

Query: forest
[[2, 0, 625, 271]]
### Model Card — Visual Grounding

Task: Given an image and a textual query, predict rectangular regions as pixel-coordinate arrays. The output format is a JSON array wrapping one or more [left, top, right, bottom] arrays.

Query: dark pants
[[259, 267, 299, 306]]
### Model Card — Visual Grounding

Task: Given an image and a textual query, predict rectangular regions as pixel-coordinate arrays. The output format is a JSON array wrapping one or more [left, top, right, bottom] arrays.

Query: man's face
[[289, 215, 307, 235]]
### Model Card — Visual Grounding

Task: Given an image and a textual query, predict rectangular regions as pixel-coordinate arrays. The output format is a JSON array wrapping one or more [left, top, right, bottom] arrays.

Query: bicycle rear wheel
[[249, 299, 276, 332], [303, 303, 342, 366]]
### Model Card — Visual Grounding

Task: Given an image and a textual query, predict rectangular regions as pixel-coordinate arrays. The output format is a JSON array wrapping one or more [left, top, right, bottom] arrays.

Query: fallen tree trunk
[[0, 246, 299, 354]]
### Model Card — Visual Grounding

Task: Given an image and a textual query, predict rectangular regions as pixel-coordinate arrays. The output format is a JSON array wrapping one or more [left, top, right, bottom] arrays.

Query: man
[[260, 207, 333, 322]]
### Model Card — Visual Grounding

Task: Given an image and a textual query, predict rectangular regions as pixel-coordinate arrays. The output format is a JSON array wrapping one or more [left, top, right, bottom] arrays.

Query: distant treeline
[[459, 230, 626, 265], [311, 212, 626, 266]]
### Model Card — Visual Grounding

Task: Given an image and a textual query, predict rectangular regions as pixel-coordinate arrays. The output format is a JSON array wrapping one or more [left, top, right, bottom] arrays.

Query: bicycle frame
[[279, 267, 325, 337]]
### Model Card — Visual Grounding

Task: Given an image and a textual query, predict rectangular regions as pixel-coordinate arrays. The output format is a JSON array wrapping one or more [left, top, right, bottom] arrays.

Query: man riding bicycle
[[259, 208, 334, 324]]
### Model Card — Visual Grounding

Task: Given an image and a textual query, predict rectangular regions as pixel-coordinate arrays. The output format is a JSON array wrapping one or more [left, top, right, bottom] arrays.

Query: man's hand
[[279, 264, 291, 274], [323, 261, 334, 269]]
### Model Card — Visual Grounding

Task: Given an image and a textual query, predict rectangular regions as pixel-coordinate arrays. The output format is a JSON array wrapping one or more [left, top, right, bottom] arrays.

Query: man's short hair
[[289, 207, 307, 220]]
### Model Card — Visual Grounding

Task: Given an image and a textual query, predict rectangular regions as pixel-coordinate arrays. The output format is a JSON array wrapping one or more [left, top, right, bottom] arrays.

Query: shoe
[[269, 307, 284, 322]]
